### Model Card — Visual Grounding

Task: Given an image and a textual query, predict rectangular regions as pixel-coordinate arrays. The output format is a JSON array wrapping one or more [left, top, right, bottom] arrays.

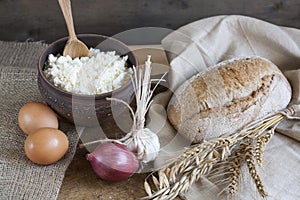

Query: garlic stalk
[[108, 55, 166, 163]]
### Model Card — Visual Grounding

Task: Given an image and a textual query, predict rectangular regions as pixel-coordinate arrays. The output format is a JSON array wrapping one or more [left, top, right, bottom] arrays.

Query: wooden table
[[57, 46, 179, 200]]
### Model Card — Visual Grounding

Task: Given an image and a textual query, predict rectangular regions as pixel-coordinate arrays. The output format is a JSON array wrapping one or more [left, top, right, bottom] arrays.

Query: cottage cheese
[[44, 48, 133, 95]]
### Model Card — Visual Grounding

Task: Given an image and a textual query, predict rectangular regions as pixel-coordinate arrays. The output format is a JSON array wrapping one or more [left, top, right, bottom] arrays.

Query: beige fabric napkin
[[151, 15, 300, 199]]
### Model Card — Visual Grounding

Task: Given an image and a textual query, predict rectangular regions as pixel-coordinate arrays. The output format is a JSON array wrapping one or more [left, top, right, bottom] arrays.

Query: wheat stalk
[[141, 104, 300, 200], [227, 143, 245, 196], [255, 126, 276, 167], [244, 139, 268, 197], [254, 136, 264, 167]]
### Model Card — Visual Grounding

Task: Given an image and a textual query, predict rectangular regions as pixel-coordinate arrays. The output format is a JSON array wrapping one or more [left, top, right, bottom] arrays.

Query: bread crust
[[167, 57, 292, 143]]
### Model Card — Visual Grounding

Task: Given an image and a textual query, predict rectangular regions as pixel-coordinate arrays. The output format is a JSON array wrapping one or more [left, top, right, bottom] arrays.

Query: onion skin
[[86, 142, 139, 181]]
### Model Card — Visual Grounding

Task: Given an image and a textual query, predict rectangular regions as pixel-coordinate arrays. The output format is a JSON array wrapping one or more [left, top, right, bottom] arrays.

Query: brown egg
[[18, 102, 58, 135], [24, 128, 69, 165]]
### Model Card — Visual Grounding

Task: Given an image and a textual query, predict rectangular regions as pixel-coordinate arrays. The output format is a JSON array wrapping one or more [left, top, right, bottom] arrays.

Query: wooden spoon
[[58, 0, 90, 58]]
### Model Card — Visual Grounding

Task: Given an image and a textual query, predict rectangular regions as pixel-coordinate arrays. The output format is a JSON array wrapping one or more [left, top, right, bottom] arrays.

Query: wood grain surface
[[58, 147, 149, 200], [1, 0, 300, 43]]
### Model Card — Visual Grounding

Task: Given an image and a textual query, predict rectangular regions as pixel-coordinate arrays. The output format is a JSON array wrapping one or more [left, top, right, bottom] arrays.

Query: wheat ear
[[255, 126, 276, 166], [245, 139, 268, 198], [227, 143, 246, 196]]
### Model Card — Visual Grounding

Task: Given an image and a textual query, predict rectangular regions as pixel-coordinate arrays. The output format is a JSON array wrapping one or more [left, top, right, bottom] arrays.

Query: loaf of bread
[[167, 57, 292, 143]]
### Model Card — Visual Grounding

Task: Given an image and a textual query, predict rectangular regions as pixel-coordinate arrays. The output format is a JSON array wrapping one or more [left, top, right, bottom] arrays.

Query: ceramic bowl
[[37, 34, 137, 126]]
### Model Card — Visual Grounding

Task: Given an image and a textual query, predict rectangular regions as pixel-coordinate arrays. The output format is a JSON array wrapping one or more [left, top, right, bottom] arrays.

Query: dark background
[[1, 0, 299, 44]]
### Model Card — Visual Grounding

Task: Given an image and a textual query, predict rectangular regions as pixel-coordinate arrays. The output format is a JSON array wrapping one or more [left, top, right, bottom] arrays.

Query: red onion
[[86, 141, 139, 181]]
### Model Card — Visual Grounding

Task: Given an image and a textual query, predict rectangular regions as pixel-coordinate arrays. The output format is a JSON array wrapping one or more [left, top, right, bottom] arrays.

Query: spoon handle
[[58, 0, 77, 40]]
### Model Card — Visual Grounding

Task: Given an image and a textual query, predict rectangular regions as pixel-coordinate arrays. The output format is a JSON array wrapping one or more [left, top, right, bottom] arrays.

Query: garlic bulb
[[125, 128, 160, 163], [113, 55, 165, 163]]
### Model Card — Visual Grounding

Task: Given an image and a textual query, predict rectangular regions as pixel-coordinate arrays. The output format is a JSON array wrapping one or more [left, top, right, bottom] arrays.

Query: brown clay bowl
[[37, 34, 137, 127]]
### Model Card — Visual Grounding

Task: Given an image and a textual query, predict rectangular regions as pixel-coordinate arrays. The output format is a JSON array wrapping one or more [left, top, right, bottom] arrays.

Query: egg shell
[[18, 102, 59, 135], [24, 128, 69, 165]]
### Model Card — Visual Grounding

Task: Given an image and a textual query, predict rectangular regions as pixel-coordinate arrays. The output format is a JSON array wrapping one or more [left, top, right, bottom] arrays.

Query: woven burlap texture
[[0, 41, 81, 200]]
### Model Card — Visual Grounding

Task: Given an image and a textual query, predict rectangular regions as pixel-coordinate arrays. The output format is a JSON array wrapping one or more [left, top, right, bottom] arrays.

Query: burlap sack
[[0, 42, 82, 200]]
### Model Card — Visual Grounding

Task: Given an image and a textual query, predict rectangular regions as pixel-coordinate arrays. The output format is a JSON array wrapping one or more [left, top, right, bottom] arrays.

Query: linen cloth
[[151, 15, 300, 199], [0, 41, 82, 200]]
